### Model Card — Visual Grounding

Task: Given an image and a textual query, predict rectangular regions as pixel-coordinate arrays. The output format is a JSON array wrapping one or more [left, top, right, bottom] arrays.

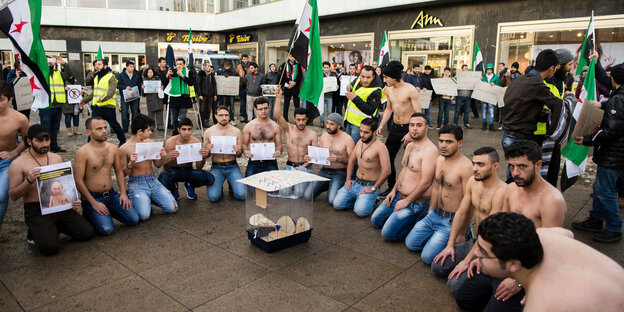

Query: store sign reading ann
[[411, 11, 444, 29]]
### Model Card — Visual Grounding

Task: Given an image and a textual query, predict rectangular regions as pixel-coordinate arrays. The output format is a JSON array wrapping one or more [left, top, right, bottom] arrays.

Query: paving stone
[[338, 227, 420, 268], [0, 282, 23, 312]]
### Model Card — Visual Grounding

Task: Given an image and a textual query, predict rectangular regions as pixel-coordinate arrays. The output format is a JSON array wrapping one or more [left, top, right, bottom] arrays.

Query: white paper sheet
[[135, 142, 164, 162], [66, 85, 83, 104], [123, 86, 140, 102], [323, 76, 338, 93], [210, 136, 237, 155], [176, 143, 203, 164], [307, 146, 330, 166], [340, 75, 356, 96], [430, 77, 458, 96], [143, 80, 161, 94], [250, 142, 275, 161], [237, 170, 329, 192]]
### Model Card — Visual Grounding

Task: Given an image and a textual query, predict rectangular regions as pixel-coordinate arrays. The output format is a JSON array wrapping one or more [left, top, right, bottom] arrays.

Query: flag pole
[[0, 0, 16, 11], [277, 39, 297, 89], [591, 11, 595, 54]]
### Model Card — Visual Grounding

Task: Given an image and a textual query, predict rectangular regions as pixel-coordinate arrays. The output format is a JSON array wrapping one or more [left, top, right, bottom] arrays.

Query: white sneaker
[[229, 120, 237, 126]]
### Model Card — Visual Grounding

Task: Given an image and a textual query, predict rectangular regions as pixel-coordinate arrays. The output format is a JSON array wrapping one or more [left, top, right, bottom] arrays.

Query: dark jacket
[[155, 66, 169, 87], [217, 66, 237, 77], [279, 61, 303, 93], [405, 73, 425, 89], [117, 68, 144, 104], [349, 75, 383, 116], [196, 70, 217, 98], [245, 72, 264, 96], [263, 69, 281, 85], [582, 87, 624, 170]]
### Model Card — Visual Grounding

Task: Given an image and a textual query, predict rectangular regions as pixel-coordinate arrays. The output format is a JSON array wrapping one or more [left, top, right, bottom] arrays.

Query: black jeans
[[199, 97, 215, 126], [455, 271, 524, 312], [24, 202, 94, 255], [283, 89, 300, 121], [91, 106, 126, 144], [545, 143, 561, 187], [38, 107, 63, 149], [245, 160, 278, 177], [385, 122, 410, 190], [158, 167, 215, 191]]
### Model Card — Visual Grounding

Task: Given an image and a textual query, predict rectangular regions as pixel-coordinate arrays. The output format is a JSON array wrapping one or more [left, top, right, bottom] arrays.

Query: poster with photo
[[36, 161, 79, 215], [261, 84, 278, 97]]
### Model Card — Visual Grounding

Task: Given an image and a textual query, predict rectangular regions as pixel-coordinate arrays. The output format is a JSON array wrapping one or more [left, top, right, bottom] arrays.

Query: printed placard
[[36, 161, 79, 215]]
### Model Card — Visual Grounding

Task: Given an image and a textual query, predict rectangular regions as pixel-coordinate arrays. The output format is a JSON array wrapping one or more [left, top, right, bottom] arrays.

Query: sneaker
[[489, 124, 495, 131], [26, 230, 35, 245], [593, 230, 622, 243], [183, 182, 198, 200], [464, 123, 473, 129], [497, 125, 503, 131], [572, 216, 603, 233], [229, 120, 237, 126], [171, 187, 180, 201]]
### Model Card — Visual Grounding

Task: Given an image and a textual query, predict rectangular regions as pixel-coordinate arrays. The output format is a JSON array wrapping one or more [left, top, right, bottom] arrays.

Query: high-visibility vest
[[49, 71, 66, 104], [344, 76, 381, 127], [535, 80, 564, 135], [93, 73, 117, 107]]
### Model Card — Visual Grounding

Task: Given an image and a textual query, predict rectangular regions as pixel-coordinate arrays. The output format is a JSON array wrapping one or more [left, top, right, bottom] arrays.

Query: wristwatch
[[371, 186, 377, 192]]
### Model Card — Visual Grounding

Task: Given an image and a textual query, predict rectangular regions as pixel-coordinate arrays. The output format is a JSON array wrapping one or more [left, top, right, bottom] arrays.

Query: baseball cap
[[486, 63, 494, 70], [28, 124, 51, 140]]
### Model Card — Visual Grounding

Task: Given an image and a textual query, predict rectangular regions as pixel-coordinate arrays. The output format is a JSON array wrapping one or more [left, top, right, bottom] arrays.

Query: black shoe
[[26, 230, 35, 245], [481, 122, 487, 130], [489, 124, 495, 131], [50, 146, 66, 153], [593, 230, 622, 243], [572, 216, 603, 233]]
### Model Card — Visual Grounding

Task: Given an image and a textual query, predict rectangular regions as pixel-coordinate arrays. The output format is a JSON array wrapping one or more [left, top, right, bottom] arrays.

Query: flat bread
[[277, 216, 296, 234], [295, 217, 311, 233], [249, 213, 275, 227]]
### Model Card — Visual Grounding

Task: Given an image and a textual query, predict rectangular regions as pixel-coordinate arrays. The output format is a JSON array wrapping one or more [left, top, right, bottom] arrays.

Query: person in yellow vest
[[79, 58, 126, 146], [40, 56, 72, 152], [344, 65, 383, 143]]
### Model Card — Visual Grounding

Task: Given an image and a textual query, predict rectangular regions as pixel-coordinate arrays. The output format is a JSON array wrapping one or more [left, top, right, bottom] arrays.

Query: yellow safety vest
[[535, 80, 564, 135], [344, 76, 381, 127], [49, 71, 66, 104], [93, 73, 117, 108]]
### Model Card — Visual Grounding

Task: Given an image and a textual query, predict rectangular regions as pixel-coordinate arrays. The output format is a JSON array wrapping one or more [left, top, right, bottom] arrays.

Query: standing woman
[[142, 67, 164, 131]]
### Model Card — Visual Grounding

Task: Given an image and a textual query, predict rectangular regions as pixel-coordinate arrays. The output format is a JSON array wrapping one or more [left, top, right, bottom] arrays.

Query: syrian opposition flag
[[575, 12, 594, 75], [377, 31, 389, 68], [0, 0, 50, 110], [473, 42, 483, 72], [187, 28, 195, 72], [289, 0, 323, 113], [97, 44, 103, 60]]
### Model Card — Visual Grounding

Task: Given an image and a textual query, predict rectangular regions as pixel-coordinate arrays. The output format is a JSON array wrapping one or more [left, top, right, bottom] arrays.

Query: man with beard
[[333, 118, 390, 217], [279, 55, 303, 122], [344, 65, 383, 143], [237, 54, 252, 123], [242, 97, 283, 176], [8, 125, 93, 254], [405, 125, 472, 264], [80, 59, 126, 145], [273, 88, 317, 196], [203, 106, 246, 202], [371, 113, 437, 241], [304, 113, 354, 204], [376, 61, 421, 196], [74, 117, 138, 235]]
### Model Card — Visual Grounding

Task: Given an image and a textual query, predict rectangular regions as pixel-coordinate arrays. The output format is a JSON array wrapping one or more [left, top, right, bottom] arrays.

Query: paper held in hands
[[135, 142, 164, 162], [143, 80, 161, 94], [211, 136, 237, 154], [307, 146, 330, 165], [176, 143, 203, 164], [250, 142, 275, 161], [36, 161, 79, 215], [123, 86, 140, 102]]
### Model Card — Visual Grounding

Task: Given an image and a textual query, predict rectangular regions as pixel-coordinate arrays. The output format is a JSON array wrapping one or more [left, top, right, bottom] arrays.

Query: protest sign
[[323, 76, 338, 93], [66, 85, 82, 104], [571, 100, 604, 139], [143, 80, 161, 94], [456, 71, 483, 90], [431, 77, 458, 96], [471, 81, 500, 105], [36, 162, 79, 215], [13, 77, 33, 111], [418, 90, 433, 109], [216, 76, 240, 96], [340, 75, 356, 96]]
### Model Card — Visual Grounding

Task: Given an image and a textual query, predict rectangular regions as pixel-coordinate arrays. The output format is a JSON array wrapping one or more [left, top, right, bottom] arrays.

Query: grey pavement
[[0, 103, 622, 311]]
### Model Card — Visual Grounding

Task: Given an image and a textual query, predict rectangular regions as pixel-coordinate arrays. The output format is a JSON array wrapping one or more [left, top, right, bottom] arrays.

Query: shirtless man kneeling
[[243, 97, 282, 176], [75, 117, 138, 235], [119, 114, 177, 221], [0, 81, 29, 228], [333, 118, 390, 217], [376, 61, 421, 195], [304, 113, 354, 204], [371, 113, 437, 241], [405, 125, 472, 264], [476, 212, 624, 312], [274, 88, 317, 196], [9, 125, 93, 254], [203, 105, 246, 201]]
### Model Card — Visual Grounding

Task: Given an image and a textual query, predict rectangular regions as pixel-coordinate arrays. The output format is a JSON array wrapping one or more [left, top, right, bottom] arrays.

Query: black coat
[[196, 70, 217, 97], [582, 87, 624, 170]]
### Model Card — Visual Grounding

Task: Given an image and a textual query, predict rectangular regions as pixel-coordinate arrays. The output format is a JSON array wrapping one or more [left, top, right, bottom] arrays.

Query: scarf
[[168, 67, 189, 97]]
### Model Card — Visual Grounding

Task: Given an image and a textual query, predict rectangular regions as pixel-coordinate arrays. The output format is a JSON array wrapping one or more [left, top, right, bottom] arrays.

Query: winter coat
[[582, 87, 624, 170]]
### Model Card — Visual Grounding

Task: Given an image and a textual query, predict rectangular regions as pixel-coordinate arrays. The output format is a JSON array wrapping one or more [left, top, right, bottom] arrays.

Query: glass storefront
[[228, 42, 258, 64]]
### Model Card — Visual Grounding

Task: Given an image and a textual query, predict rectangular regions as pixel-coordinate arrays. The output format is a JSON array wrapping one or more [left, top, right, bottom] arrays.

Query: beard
[[410, 132, 424, 141], [326, 127, 338, 135], [474, 171, 492, 182], [514, 172, 535, 187], [361, 135, 373, 143], [554, 66, 568, 80], [31, 144, 49, 154]]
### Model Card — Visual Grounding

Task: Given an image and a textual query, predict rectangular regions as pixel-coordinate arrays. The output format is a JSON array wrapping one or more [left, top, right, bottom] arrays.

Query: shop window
[[390, 35, 470, 77], [149, 0, 186, 11], [42, 0, 63, 5], [188, 0, 215, 12], [66, 0, 105, 8], [109, 0, 146, 9], [234, 0, 248, 9]]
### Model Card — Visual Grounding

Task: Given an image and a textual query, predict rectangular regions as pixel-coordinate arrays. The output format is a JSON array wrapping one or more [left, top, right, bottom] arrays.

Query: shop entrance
[[401, 51, 451, 77]]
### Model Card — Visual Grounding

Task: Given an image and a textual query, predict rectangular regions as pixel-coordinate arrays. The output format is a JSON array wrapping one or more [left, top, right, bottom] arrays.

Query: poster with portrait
[[261, 84, 278, 97], [36, 161, 79, 215]]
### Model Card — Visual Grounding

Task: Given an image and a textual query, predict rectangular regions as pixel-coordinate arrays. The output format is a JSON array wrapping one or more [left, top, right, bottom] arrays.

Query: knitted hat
[[382, 60, 403, 80], [555, 48, 574, 64], [326, 113, 343, 127]]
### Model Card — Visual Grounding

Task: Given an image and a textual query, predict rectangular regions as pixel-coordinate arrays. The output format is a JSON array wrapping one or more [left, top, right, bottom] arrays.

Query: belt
[[398, 192, 430, 203], [286, 161, 305, 167], [212, 160, 237, 166], [89, 188, 115, 199], [128, 174, 156, 182], [391, 122, 409, 128], [433, 207, 455, 218], [354, 177, 376, 187]]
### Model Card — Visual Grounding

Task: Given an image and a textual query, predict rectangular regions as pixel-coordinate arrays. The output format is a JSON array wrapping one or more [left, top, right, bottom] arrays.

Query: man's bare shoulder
[[541, 183, 566, 206], [49, 152, 63, 164], [165, 136, 179, 148], [188, 136, 201, 144]]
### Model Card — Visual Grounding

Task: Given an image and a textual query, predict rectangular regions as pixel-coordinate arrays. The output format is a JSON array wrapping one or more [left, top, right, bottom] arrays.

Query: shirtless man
[[274, 88, 317, 196], [405, 125, 472, 265], [0, 81, 29, 229], [476, 212, 624, 312], [242, 97, 282, 177], [376, 61, 421, 195], [158, 117, 214, 200], [333, 118, 390, 217], [75, 117, 138, 235], [371, 113, 437, 241], [304, 113, 354, 204], [203, 105, 246, 201], [8, 124, 93, 254], [119, 114, 177, 221]]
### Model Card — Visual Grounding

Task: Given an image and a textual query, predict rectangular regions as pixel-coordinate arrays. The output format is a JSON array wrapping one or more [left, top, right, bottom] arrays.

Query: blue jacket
[[117, 69, 143, 103]]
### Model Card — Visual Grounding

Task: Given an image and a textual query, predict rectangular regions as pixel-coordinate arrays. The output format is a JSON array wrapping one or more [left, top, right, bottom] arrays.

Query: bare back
[[504, 181, 566, 228], [355, 139, 389, 182], [76, 142, 118, 192], [433, 154, 473, 213], [386, 81, 420, 124], [396, 138, 437, 197], [0, 108, 28, 153], [319, 130, 353, 169], [203, 124, 242, 163]]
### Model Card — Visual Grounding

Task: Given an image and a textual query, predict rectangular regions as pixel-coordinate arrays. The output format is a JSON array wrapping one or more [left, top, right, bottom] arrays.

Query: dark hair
[[361, 65, 375, 74], [360, 117, 378, 132], [175, 57, 186, 65], [144, 67, 156, 78], [504, 140, 541, 163], [439, 124, 463, 141], [0, 80, 12, 99], [413, 63, 421, 69], [178, 117, 193, 128], [294, 107, 308, 117], [322, 61, 331, 67], [349, 63, 356, 68], [499, 62, 506, 66], [248, 62, 258, 68], [444, 67, 451, 72], [534, 49, 559, 72], [131, 114, 155, 134], [215, 105, 230, 113], [98, 58, 108, 66], [610, 63, 624, 85], [461, 64, 468, 69], [478, 212, 544, 269], [158, 57, 166, 62], [511, 62, 520, 69], [92, 60, 97, 66], [253, 96, 269, 108], [473, 146, 499, 163], [125, 60, 135, 67], [85, 116, 104, 129], [241, 54, 249, 58], [410, 112, 427, 120]]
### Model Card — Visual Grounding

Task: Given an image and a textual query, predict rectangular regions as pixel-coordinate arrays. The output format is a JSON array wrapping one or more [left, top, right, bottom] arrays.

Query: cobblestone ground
[[0, 100, 621, 311]]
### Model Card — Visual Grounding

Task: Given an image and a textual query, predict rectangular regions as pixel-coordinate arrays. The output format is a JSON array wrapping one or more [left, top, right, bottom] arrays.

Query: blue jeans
[[618, 175, 624, 198], [454, 96, 471, 126], [304, 168, 347, 204], [437, 98, 452, 126], [239, 88, 247, 119], [128, 174, 177, 221], [245, 159, 278, 177], [405, 209, 453, 264], [481, 102, 494, 124], [345, 122, 360, 144], [424, 102, 432, 126], [0, 157, 15, 229], [333, 181, 380, 217], [267, 97, 276, 121], [158, 167, 215, 192], [591, 166, 624, 232], [38, 107, 63, 149], [320, 97, 333, 122], [64, 113, 79, 128], [280, 165, 310, 198], [121, 99, 140, 132], [207, 164, 247, 201], [81, 190, 140, 235], [91, 106, 126, 144], [371, 192, 430, 241]]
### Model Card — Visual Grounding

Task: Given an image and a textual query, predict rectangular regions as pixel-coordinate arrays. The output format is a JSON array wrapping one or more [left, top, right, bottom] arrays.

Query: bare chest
[[86, 148, 114, 172], [250, 124, 275, 142]]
